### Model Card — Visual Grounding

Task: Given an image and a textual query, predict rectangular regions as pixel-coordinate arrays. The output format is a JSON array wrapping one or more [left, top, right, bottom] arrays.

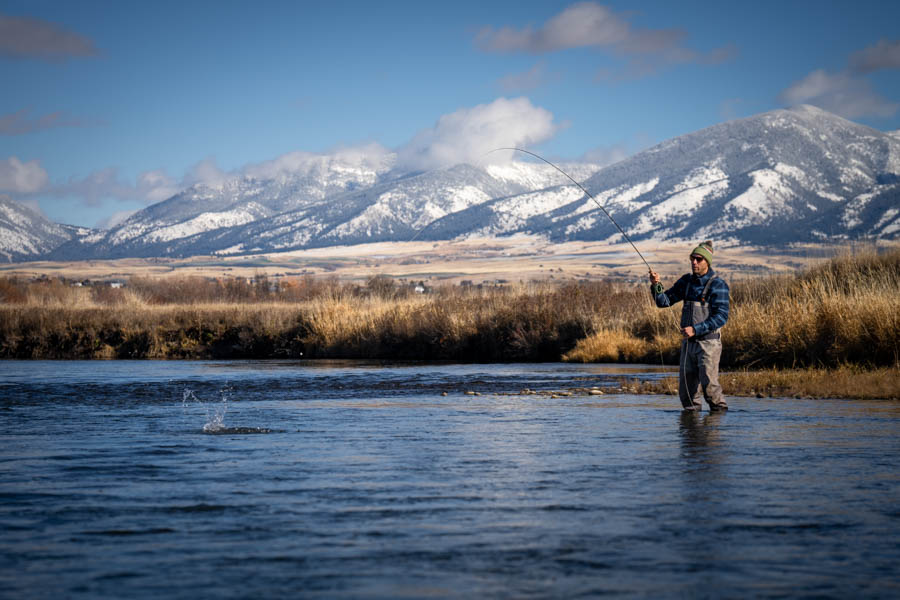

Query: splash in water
[[182, 386, 274, 434], [182, 386, 231, 432]]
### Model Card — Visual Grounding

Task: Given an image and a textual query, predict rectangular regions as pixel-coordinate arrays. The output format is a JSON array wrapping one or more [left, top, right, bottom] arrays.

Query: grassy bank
[[611, 366, 900, 400], [2, 248, 898, 377], [564, 246, 900, 369]]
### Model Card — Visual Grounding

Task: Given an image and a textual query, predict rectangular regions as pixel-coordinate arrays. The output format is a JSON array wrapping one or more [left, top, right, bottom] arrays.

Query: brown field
[[0, 237, 855, 285]]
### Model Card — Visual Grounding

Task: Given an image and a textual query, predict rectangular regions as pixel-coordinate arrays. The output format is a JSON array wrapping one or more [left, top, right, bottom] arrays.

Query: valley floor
[[0, 238, 857, 285]]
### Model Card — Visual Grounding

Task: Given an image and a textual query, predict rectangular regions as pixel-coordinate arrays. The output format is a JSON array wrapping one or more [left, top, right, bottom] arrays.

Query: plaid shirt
[[652, 268, 730, 337]]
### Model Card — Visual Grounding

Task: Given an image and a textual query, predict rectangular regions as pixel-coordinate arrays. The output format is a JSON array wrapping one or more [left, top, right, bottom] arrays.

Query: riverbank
[[608, 365, 900, 400], [1, 247, 897, 397]]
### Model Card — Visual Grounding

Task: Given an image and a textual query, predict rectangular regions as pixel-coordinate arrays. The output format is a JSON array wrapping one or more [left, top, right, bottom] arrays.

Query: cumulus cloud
[[850, 39, 900, 74], [477, 3, 630, 53], [476, 2, 732, 80], [136, 169, 180, 203], [0, 156, 49, 193], [778, 69, 898, 119], [0, 108, 94, 135], [35, 99, 559, 224], [0, 12, 99, 61], [397, 97, 560, 171], [779, 39, 900, 119], [51, 164, 195, 210], [42, 142, 394, 225], [54, 167, 134, 207]]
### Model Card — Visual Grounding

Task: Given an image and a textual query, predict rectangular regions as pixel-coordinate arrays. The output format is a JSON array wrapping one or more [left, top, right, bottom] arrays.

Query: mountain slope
[[0, 196, 87, 262], [425, 105, 900, 244], [50, 160, 598, 259], [12, 105, 900, 263], [50, 150, 397, 259]]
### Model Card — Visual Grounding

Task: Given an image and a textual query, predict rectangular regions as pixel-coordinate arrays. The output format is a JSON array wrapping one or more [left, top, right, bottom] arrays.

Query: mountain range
[[3, 105, 899, 263]]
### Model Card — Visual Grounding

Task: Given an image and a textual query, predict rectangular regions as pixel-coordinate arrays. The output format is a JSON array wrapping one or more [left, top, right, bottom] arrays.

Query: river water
[[1, 360, 898, 598]]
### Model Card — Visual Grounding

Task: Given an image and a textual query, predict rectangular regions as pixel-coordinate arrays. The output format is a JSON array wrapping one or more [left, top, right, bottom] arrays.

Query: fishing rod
[[486, 148, 679, 394], [486, 147, 653, 274]]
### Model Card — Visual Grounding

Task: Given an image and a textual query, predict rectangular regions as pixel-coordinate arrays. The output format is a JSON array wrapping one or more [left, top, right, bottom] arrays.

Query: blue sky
[[1, 0, 899, 228]]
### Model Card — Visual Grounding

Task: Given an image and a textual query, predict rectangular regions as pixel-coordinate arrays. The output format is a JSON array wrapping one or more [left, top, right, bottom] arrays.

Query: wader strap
[[700, 274, 718, 304]]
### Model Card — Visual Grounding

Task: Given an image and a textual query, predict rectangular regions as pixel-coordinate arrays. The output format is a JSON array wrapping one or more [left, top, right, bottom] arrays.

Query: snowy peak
[[0, 196, 84, 262], [7, 105, 900, 263]]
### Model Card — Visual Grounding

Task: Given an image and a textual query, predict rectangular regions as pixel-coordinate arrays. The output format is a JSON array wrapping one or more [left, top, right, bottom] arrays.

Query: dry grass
[[617, 366, 900, 400], [564, 246, 900, 369], [1, 247, 898, 378]]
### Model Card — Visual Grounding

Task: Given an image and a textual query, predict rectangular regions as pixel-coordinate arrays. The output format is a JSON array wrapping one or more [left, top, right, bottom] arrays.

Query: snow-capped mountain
[[47, 156, 597, 259], [426, 105, 900, 244], [0, 196, 87, 262], [51, 149, 397, 259], [9, 105, 900, 263]]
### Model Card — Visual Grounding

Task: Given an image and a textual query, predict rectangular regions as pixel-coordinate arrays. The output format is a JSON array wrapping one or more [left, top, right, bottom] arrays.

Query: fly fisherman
[[649, 241, 730, 412]]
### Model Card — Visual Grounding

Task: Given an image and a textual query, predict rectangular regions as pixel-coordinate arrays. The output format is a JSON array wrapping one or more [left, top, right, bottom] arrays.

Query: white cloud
[[850, 39, 900, 73], [778, 39, 900, 120], [55, 167, 129, 207], [397, 97, 560, 171], [477, 2, 732, 80], [0, 12, 99, 61], [778, 69, 898, 119], [137, 169, 180, 203], [52, 165, 182, 208], [477, 3, 630, 53], [0, 156, 48, 193], [34, 100, 559, 222]]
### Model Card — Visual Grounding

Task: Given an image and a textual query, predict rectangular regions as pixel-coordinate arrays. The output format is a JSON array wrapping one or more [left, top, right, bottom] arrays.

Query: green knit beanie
[[690, 241, 713, 265]]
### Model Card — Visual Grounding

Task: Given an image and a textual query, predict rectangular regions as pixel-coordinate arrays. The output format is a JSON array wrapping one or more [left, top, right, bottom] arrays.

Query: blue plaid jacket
[[652, 268, 730, 337]]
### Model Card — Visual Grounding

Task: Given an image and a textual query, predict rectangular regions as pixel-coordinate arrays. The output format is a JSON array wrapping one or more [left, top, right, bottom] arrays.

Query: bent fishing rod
[[486, 147, 653, 274]]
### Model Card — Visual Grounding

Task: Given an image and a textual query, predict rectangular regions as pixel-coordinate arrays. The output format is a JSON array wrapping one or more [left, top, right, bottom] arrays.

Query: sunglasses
[[689, 255, 705, 263]]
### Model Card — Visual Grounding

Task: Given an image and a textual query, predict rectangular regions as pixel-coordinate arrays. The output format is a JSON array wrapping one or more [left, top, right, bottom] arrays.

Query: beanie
[[690, 240, 713, 265]]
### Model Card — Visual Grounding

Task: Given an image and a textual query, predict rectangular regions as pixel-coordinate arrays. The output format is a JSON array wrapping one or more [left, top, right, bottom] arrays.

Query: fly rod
[[487, 147, 653, 273]]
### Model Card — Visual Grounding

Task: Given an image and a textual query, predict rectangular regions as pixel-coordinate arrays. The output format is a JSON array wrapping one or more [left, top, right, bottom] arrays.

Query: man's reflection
[[679, 410, 724, 451]]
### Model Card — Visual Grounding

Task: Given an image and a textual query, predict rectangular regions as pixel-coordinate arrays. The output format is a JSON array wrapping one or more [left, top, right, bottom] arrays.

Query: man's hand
[[649, 270, 660, 285], [682, 326, 695, 338]]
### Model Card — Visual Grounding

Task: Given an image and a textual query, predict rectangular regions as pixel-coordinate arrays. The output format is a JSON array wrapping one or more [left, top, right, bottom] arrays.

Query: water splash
[[181, 386, 275, 434], [182, 386, 231, 433], [203, 385, 231, 432]]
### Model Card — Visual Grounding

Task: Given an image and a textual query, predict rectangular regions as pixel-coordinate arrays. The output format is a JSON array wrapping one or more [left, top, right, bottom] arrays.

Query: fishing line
[[402, 147, 677, 394], [482, 147, 678, 395], [485, 147, 654, 274]]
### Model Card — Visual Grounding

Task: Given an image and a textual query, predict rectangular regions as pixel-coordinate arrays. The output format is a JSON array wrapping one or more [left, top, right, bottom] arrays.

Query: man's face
[[690, 254, 709, 276]]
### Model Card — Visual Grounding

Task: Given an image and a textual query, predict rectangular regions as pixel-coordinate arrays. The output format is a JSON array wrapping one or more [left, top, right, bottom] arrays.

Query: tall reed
[[1, 246, 898, 366]]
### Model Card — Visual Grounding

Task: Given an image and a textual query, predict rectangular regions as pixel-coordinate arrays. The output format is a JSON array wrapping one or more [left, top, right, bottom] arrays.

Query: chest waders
[[680, 275, 721, 341], [679, 275, 727, 411]]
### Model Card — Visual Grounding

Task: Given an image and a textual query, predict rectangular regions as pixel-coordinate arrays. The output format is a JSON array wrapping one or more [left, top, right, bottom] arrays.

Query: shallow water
[[1, 360, 898, 598]]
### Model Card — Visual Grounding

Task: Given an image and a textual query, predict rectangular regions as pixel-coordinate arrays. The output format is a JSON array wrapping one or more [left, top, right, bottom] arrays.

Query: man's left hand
[[681, 326, 695, 338]]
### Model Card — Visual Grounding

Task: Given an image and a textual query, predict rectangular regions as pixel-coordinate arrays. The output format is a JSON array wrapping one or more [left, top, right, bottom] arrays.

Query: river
[[1, 360, 898, 598]]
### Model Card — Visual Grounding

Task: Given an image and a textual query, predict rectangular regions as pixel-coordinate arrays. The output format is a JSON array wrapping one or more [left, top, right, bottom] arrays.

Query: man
[[649, 241, 729, 411]]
